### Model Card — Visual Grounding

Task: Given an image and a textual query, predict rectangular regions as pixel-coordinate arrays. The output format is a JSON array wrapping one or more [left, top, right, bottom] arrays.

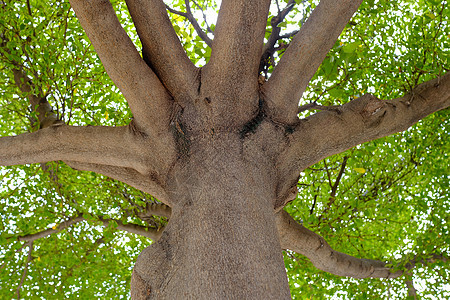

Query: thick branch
[[69, 0, 172, 130], [66, 161, 171, 205], [276, 210, 448, 278], [264, 0, 363, 123], [125, 0, 199, 101], [202, 0, 271, 125], [277, 73, 450, 204], [0, 125, 153, 174]]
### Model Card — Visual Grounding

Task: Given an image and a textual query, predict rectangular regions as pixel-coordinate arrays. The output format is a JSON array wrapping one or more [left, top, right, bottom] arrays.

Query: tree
[[0, 0, 449, 298]]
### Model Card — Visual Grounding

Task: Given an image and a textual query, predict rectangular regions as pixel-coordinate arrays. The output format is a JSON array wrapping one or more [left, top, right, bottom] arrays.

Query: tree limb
[[17, 213, 163, 243], [18, 215, 84, 242], [12, 67, 59, 128], [264, 0, 363, 123], [191, 0, 214, 34], [259, 0, 296, 74], [297, 102, 342, 114], [276, 210, 448, 278], [185, 0, 213, 47], [166, 2, 213, 47], [276, 73, 450, 205], [0, 125, 157, 174], [125, 0, 199, 101], [202, 0, 271, 126], [66, 161, 171, 206], [69, 0, 173, 131], [98, 216, 163, 241]]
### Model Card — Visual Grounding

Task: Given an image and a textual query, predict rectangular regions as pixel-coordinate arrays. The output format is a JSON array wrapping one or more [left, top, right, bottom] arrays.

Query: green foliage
[[0, 0, 449, 299]]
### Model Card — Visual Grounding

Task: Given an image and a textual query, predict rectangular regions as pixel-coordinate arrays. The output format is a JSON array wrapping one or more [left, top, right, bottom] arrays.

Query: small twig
[[191, 0, 213, 34], [260, 0, 296, 73], [16, 241, 33, 299], [166, 3, 213, 47], [26, 0, 32, 16], [330, 156, 348, 199], [405, 272, 418, 299], [0, 242, 29, 271], [279, 30, 299, 39], [309, 194, 317, 215]]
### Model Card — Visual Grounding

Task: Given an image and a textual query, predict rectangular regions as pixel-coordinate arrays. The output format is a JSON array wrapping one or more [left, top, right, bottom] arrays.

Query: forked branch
[[292, 73, 449, 172], [165, 2, 213, 47], [125, 0, 199, 101], [69, 0, 172, 131], [264, 0, 363, 123], [202, 0, 272, 121], [260, 0, 296, 74], [18, 215, 84, 242], [276, 210, 448, 278], [276, 73, 450, 204]]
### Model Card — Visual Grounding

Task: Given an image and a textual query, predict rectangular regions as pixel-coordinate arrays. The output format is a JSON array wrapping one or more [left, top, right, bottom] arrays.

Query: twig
[[16, 241, 33, 299], [330, 156, 348, 199], [26, 0, 32, 16], [405, 272, 418, 299], [260, 0, 296, 73], [165, 2, 213, 47], [191, 0, 213, 34], [17, 214, 84, 242], [0, 242, 29, 272]]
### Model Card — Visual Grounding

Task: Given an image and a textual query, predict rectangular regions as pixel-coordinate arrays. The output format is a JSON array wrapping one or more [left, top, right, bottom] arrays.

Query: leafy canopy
[[0, 0, 448, 298]]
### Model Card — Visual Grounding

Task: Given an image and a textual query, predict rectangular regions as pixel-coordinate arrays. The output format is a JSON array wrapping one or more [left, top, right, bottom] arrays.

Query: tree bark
[[131, 135, 291, 299]]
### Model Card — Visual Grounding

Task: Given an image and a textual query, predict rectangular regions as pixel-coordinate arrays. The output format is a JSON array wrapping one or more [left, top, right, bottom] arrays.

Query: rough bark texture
[[1, 0, 449, 298]]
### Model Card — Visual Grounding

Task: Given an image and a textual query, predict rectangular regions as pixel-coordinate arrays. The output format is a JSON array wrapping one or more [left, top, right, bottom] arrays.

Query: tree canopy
[[0, 0, 449, 299]]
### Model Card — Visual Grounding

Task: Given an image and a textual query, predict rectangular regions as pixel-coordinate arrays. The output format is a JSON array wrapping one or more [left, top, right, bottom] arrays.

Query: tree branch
[[17, 213, 163, 243], [97, 216, 163, 241], [202, 0, 271, 126], [165, 1, 213, 47], [66, 161, 171, 205], [259, 0, 296, 74], [405, 273, 418, 299], [264, 0, 363, 123], [18, 215, 84, 242], [69, 0, 172, 131], [0, 125, 156, 174], [125, 0, 199, 101], [191, 0, 214, 34], [276, 73, 450, 205], [12, 67, 60, 129], [276, 210, 448, 278], [16, 241, 33, 300]]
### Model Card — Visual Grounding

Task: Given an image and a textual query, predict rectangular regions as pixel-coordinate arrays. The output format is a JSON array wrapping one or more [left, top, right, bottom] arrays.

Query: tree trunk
[[131, 134, 291, 299]]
